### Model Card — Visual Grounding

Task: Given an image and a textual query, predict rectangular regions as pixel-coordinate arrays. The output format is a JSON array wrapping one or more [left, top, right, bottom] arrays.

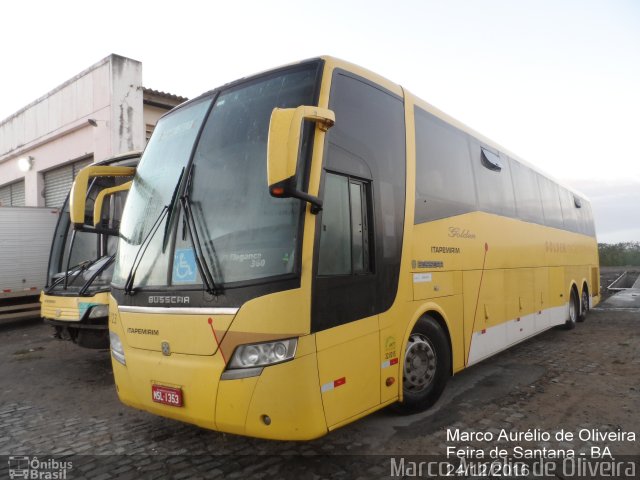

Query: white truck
[[0, 206, 59, 324]]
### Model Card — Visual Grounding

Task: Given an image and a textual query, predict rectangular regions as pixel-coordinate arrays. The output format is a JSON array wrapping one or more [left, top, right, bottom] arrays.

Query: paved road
[[0, 306, 638, 479]]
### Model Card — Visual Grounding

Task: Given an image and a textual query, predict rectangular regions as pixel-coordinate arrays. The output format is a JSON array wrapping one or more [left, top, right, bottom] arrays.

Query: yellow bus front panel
[[243, 350, 327, 440], [315, 316, 380, 428], [110, 298, 330, 440], [40, 291, 110, 322], [113, 345, 223, 430]]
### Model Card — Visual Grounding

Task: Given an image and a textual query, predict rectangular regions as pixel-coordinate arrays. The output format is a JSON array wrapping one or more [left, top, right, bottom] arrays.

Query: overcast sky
[[2, 0, 638, 242]]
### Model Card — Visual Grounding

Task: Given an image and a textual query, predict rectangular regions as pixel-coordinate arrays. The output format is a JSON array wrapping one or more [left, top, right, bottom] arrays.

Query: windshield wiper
[[123, 169, 184, 295], [179, 165, 219, 296], [46, 260, 91, 292], [79, 254, 116, 296], [162, 168, 185, 252], [123, 206, 168, 295]]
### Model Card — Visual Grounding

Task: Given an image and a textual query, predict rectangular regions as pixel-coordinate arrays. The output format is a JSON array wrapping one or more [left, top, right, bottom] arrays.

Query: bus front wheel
[[395, 316, 451, 414]]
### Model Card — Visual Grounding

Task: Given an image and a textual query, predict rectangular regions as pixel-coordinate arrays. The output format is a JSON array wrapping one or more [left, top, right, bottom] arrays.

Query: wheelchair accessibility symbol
[[172, 248, 197, 284]]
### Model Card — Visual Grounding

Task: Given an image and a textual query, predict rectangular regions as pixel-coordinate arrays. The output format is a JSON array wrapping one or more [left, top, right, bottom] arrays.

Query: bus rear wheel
[[395, 316, 451, 414], [565, 289, 579, 330], [578, 288, 589, 322]]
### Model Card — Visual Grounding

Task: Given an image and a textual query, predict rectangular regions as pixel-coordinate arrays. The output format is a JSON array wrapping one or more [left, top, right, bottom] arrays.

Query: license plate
[[151, 385, 183, 407]]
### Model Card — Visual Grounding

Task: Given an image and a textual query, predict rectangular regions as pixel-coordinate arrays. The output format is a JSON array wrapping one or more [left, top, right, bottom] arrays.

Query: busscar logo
[[148, 295, 190, 304], [127, 328, 159, 336]]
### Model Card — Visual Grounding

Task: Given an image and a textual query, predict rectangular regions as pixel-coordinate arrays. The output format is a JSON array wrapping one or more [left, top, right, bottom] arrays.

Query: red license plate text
[[152, 385, 183, 407]]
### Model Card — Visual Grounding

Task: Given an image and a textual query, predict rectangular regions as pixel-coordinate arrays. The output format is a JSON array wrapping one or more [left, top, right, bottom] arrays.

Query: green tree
[[599, 242, 640, 266]]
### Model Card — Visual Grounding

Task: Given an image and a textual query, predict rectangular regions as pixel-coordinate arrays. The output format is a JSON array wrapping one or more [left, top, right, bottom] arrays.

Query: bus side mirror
[[70, 165, 136, 229], [267, 105, 335, 214], [93, 181, 133, 227]]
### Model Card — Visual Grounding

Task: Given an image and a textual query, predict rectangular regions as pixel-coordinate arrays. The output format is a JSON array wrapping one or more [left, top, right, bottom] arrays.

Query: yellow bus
[[41, 152, 138, 348], [71, 57, 599, 440]]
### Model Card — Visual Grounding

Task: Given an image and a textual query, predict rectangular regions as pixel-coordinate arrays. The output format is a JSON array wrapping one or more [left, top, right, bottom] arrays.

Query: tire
[[578, 288, 589, 322], [565, 288, 579, 330], [394, 316, 451, 414]]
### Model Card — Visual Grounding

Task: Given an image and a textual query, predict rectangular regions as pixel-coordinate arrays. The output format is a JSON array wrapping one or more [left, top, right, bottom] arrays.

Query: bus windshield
[[113, 63, 319, 290], [46, 190, 121, 294]]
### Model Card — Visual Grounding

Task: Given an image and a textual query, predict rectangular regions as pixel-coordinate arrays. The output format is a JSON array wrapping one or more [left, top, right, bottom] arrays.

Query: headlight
[[88, 304, 109, 319], [228, 338, 297, 369], [109, 331, 126, 365]]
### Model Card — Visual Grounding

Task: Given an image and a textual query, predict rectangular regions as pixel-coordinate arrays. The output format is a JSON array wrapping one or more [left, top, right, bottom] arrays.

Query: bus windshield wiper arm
[[162, 168, 185, 252], [179, 191, 219, 296], [123, 169, 185, 295], [123, 206, 168, 295], [48, 260, 90, 292], [79, 254, 116, 296]]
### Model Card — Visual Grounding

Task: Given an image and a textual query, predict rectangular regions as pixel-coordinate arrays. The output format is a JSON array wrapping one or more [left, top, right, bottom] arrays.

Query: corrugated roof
[[143, 87, 188, 103]]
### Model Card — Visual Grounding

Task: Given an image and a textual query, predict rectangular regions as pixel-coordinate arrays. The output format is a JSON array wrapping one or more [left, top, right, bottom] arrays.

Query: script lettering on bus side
[[448, 227, 476, 239]]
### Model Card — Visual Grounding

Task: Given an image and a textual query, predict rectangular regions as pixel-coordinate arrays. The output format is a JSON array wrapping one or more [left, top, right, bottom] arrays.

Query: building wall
[[143, 104, 171, 142], [0, 55, 144, 206]]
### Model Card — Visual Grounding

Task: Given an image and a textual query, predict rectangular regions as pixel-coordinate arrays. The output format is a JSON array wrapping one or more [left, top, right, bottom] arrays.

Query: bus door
[[313, 171, 380, 427], [312, 70, 406, 427]]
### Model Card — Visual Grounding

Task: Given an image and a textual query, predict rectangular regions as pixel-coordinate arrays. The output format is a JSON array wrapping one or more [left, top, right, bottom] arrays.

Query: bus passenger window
[[349, 181, 370, 273], [318, 172, 371, 276], [318, 173, 351, 275]]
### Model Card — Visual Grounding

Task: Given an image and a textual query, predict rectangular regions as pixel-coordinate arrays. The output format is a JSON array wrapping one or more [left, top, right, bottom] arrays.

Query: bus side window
[[537, 174, 564, 229], [579, 200, 595, 236], [510, 158, 545, 224], [414, 107, 477, 223], [559, 187, 579, 233], [471, 142, 516, 218], [318, 172, 371, 276], [318, 173, 350, 275]]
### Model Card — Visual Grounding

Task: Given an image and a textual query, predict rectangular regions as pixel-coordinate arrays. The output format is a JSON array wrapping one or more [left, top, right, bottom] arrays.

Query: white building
[[0, 54, 186, 207]]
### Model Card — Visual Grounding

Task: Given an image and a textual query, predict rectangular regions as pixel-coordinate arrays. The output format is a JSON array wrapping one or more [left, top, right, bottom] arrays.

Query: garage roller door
[[44, 158, 93, 208], [0, 180, 25, 206]]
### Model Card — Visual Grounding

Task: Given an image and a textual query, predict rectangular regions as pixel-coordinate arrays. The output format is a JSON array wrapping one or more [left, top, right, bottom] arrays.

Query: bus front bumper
[[112, 344, 328, 440]]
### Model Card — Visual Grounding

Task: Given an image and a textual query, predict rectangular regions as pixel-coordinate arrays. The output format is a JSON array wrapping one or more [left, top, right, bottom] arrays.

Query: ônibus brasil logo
[[7, 456, 72, 479]]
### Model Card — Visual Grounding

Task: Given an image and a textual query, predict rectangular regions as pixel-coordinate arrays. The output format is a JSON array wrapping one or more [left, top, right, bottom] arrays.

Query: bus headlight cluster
[[109, 331, 126, 365], [88, 304, 109, 319], [228, 338, 297, 369]]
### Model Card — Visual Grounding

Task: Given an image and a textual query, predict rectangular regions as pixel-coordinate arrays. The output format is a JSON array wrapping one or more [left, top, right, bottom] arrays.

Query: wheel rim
[[569, 294, 577, 323], [582, 290, 589, 314], [403, 333, 437, 393]]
